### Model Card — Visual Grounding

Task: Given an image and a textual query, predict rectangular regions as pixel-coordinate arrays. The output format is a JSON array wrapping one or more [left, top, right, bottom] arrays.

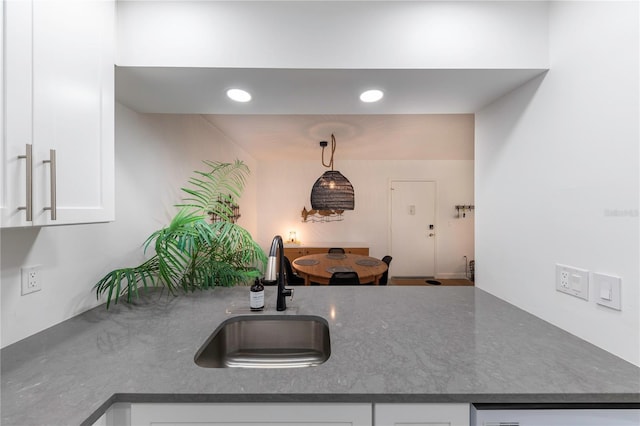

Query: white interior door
[[390, 180, 436, 277]]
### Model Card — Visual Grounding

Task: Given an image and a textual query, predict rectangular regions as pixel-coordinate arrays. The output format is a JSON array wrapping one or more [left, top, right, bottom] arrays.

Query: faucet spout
[[264, 235, 293, 311]]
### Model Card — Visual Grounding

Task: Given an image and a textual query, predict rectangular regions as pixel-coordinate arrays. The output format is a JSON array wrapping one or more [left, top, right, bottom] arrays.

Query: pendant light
[[310, 134, 354, 210]]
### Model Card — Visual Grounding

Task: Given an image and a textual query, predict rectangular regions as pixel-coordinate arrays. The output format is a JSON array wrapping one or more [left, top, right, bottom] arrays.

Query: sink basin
[[194, 315, 331, 368]]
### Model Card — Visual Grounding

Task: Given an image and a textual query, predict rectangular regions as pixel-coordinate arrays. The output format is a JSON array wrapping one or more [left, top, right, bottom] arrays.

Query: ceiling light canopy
[[310, 134, 354, 211], [226, 88, 252, 102], [359, 89, 384, 103]]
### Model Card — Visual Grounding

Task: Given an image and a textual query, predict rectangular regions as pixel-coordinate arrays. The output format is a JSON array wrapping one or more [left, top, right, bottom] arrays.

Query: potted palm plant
[[94, 160, 267, 309]]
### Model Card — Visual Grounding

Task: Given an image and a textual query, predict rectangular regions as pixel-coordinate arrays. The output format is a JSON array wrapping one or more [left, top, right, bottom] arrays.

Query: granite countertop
[[2, 286, 639, 425]]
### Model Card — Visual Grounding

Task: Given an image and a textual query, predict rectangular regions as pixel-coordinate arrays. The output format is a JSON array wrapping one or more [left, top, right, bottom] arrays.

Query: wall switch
[[21, 265, 42, 295], [556, 264, 589, 300], [594, 272, 622, 310]]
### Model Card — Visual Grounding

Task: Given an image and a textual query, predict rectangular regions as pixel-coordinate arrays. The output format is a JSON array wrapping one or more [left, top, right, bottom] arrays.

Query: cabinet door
[[130, 403, 372, 426], [2, 0, 114, 228], [304, 247, 332, 255], [2, 0, 34, 227], [284, 247, 306, 261], [31, 0, 114, 225], [374, 403, 470, 426], [93, 403, 131, 426], [345, 248, 369, 256]]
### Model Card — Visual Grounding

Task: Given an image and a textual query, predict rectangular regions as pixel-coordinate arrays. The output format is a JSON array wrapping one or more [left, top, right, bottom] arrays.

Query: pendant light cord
[[321, 134, 337, 171]]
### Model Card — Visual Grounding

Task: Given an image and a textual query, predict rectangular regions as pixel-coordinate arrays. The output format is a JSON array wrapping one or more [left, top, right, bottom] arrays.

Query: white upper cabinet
[[2, 0, 115, 228]]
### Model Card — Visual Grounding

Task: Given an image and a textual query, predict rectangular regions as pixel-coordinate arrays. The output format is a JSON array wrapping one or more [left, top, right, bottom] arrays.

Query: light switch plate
[[593, 272, 622, 310], [556, 264, 589, 300]]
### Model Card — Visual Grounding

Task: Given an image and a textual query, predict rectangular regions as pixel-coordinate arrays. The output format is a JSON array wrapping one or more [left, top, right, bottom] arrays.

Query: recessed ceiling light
[[226, 88, 252, 103], [360, 89, 384, 103]]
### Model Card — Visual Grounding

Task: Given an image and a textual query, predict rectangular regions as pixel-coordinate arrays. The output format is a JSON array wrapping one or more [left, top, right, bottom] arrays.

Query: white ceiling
[[202, 114, 475, 161], [115, 67, 546, 160]]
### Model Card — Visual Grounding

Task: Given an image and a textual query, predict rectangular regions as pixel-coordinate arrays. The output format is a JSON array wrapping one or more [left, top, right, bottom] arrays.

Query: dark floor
[[389, 277, 474, 286]]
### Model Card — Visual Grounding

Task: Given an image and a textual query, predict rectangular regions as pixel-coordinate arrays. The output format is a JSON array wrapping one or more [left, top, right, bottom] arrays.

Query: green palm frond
[[180, 160, 249, 220], [93, 160, 266, 308], [93, 256, 160, 309]]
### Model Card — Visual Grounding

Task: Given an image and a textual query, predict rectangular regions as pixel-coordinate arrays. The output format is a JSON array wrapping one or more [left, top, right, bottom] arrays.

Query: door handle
[[17, 144, 33, 221], [428, 233, 435, 237], [43, 149, 57, 220]]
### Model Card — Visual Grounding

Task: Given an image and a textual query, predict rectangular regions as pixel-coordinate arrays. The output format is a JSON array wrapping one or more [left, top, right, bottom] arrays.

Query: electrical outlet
[[559, 270, 570, 289], [21, 265, 42, 295], [556, 264, 589, 300]]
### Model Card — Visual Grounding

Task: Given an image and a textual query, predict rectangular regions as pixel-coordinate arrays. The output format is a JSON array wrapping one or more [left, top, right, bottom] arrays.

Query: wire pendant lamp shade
[[311, 170, 354, 210], [310, 134, 355, 210]]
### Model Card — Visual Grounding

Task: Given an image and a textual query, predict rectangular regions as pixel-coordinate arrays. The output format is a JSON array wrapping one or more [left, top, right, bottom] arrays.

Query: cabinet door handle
[[17, 144, 33, 221], [43, 149, 57, 220]]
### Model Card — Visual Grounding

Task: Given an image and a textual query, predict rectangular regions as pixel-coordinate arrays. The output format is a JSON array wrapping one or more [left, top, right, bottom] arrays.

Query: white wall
[[476, 1, 639, 365], [256, 159, 474, 278], [117, 0, 548, 69], [0, 104, 257, 348]]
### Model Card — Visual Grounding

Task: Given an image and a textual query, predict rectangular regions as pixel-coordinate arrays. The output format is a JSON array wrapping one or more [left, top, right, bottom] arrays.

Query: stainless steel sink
[[194, 315, 331, 368]]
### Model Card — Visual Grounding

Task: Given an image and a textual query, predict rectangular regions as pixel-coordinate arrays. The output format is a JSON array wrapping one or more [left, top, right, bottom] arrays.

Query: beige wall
[[256, 159, 474, 278]]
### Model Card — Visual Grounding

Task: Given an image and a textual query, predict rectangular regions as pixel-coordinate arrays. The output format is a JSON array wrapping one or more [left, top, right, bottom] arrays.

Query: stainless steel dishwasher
[[471, 404, 640, 426]]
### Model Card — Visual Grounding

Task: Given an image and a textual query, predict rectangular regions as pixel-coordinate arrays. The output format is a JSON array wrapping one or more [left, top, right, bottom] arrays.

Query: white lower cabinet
[[93, 403, 132, 426], [128, 403, 371, 426], [374, 403, 470, 426], [96, 402, 469, 426]]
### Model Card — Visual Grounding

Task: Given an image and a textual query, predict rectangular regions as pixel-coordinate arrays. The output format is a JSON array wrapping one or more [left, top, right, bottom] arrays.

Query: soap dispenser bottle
[[250, 278, 264, 311]]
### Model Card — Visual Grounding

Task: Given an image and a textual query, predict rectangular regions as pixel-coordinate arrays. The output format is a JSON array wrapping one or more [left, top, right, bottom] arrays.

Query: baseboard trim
[[435, 272, 469, 279], [392, 276, 435, 279], [392, 273, 470, 280]]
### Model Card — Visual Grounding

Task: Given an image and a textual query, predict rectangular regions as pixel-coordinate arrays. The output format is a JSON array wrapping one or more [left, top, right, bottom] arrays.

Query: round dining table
[[291, 253, 388, 285]]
